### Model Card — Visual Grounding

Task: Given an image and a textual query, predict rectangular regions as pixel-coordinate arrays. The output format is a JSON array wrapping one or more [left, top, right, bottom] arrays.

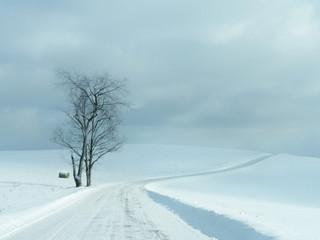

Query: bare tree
[[53, 69, 127, 187]]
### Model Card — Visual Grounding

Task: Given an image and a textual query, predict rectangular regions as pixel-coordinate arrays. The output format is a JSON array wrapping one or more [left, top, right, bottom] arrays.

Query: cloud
[[212, 23, 247, 45], [1, 0, 320, 156], [0, 107, 61, 150], [272, 3, 320, 52]]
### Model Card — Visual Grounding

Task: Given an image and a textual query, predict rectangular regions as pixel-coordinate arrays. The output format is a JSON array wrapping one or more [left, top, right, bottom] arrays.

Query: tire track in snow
[[2, 154, 273, 240], [3, 183, 212, 240], [140, 154, 274, 183], [144, 154, 277, 240]]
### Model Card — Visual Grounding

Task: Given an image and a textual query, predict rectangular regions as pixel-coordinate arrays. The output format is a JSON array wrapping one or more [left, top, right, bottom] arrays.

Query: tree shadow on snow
[[147, 191, 276, 240]]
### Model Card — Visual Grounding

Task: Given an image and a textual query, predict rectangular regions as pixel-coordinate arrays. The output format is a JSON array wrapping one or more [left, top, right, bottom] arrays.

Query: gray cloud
[[1, 0, 320, 155]]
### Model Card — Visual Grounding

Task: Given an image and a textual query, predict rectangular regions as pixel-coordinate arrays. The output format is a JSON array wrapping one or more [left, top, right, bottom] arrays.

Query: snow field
[[146, 153, 320, 240], [0, 144, 263, 214], [1, 144, 319, 239], [0, 145, 260, 213], [0, 185, 107, 239], [0, 144, 263, 238]]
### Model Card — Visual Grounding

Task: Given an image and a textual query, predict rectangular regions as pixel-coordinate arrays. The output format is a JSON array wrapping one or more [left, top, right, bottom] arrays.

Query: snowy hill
[[0, 144, 319, 239], [0, 145, 263, 213], [147, 153, 320, 240]]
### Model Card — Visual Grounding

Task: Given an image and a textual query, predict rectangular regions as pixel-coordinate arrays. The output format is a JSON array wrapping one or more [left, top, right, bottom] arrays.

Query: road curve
[[5, 183, 211, 240], [4, 154, 273, 240]]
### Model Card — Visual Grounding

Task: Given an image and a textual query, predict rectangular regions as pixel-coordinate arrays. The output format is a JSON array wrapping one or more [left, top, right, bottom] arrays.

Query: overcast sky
[[1, 0, 320, 156]]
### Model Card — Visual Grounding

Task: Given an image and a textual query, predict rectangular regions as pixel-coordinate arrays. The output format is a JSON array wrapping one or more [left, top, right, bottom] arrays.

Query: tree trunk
[[86, 166, 91, 187], [74, 175, 82, 187], [73, 127, 88, 187], [71, 154, 82, 187]]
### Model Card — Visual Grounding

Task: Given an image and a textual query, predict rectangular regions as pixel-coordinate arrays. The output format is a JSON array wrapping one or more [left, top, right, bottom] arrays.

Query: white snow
[[146, 153, 320, 240], [0, 185, 105, 239], [0, 144, 319, 239], [0, 145, 260, 213]]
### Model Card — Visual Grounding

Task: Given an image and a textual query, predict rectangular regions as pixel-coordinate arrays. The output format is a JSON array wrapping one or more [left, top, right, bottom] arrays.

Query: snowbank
[[146, 154, 320, 240], [2, 144, 319, 239], [0, 145, 261, 214], [0, 186, 104, 239]]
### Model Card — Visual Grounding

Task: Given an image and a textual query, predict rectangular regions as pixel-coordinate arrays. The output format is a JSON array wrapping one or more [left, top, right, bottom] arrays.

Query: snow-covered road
[[1, 145, 320, 239], [3, 154, 277, 240], [3, 182, 212, 240], [2, 154, 278, 240]]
